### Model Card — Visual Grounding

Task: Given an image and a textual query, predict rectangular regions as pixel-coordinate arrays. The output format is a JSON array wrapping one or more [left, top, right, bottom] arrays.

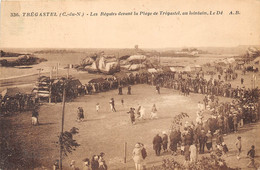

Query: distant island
[[0, 50, 47, 67]]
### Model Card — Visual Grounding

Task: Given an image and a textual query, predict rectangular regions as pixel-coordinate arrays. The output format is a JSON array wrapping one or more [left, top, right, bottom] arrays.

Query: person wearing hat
[[162, 131, 168, 153], [132, 143, 143, 170]]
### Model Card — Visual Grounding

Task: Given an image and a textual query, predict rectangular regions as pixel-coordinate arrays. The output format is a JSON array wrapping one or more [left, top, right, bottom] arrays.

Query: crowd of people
[[133, 86, 258, 169], [0, 93, 37, 115]]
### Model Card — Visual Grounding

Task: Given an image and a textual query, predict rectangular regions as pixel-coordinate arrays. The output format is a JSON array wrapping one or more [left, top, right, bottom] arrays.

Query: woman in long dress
[[189, 144, 198, 162], [150, 104, 158, 119], [132, 143, 143, 170], [140, 106, 146, 120]]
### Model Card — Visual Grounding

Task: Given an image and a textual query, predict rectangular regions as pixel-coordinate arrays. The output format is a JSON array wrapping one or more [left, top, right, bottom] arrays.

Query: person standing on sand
[[31, 106, 39, 126], [189, 144, 197, 163], [153, 133, 163, 156], [150, 104, 158, 119], [162, 131, 168, 153], [91, 155, 99, 170], [136, 104, 141, 118], [98, 152, 107, 170], [132, 143, 143, 170], [156, 85, 160, 94], [247, 145, 256, 168], [235, 136, 242, 160], [96, 103, 100, 113], [127, 108, 136, 125], [109, 98, 116, 112], [127, 85, 131, 95], [77, 107, 84, 122], [140, 106, 146, 120], [118, 85, 123, 95]]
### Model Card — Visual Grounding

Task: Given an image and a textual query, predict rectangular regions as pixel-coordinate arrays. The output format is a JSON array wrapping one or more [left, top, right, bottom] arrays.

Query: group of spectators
[[146, 85, 258, 168], [77, 68, 244, 101], [0, 93, 36, 115]]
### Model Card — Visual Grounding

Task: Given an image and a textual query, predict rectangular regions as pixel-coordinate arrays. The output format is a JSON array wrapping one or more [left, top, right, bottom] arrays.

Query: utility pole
[[56, 63, 59, 79], [59, 82, 66, 170], [67, 64, 70, 79]]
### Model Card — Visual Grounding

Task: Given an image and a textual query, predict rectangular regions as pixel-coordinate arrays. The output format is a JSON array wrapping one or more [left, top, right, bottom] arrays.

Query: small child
[[235, 136, 242, 160], [96, 103, 100, 113], [121, 99, 124, 106], [247, 145, 255, 168]]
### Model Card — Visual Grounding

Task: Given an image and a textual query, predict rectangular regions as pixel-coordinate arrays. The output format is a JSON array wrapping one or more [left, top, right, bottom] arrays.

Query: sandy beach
[[1, 81, 259, 169]]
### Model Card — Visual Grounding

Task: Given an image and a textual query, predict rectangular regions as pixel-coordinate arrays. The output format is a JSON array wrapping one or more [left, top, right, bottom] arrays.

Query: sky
[[0, 0, 260, 48]]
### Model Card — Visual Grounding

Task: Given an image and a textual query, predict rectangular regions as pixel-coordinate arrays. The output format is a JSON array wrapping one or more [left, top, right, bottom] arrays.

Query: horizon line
[[1, 44, 260, 50]]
